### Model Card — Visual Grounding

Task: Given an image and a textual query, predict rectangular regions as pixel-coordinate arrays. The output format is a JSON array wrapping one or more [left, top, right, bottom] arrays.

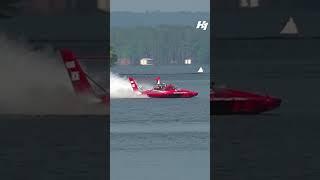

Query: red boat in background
[[211, 84, 281, 115]]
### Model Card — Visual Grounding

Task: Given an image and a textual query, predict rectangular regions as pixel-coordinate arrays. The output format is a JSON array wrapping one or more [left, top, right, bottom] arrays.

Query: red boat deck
[[211, 88, 281, 115]]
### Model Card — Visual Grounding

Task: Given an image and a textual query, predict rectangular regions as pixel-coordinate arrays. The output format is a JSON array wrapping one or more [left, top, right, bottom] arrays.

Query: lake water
[[111, 65, 210, 180]]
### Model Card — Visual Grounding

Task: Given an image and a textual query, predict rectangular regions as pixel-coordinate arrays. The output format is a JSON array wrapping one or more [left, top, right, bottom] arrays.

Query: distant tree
[[0, 0, 22, 18], [110, 47, 118, 66], [111, 26, 210, 65]]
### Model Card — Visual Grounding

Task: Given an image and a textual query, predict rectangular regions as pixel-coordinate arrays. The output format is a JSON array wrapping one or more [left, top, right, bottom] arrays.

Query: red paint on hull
[[129, 77, 198, 98], [211, 88, 281, 115], [100, 95, 109, 105], [144, 90, 198, 98]]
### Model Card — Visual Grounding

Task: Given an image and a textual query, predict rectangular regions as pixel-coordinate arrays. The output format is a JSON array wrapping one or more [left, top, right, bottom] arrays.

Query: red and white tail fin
[[59, 49, 93, 95], [128, 77, 139, 92]]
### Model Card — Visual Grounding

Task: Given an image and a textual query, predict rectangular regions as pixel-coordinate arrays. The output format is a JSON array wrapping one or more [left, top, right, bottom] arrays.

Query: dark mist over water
[[213, 57, 320, 179], [0, 116, 107, 180]]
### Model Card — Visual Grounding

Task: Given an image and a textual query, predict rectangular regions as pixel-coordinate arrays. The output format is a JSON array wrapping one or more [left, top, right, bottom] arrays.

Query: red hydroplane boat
[[211, 83, 281, 115], [128, 77, 198, 98]]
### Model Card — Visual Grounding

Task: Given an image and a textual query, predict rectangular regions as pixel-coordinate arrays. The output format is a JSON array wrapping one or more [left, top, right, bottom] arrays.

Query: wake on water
[[0, 35, 106, 115], [110, 72, 151, 99]]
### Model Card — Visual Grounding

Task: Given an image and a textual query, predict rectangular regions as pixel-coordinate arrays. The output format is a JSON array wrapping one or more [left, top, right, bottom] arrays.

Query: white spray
[[110, 72, 151, 98]]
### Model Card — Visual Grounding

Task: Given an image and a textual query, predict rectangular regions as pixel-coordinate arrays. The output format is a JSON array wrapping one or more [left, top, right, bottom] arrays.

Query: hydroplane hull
[[211, 88, 281, 115], [129, 77, 198, 98]]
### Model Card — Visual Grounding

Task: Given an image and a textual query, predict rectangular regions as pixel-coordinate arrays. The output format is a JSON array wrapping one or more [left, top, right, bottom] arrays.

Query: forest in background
[[111, 25, 209, 65], [0, 0, 21, 18], [111, 11, 209, 27], [110, 11, 210, 65]]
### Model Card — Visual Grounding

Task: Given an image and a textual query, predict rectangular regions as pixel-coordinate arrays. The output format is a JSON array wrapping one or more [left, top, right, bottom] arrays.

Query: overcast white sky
[[110, 0, 210, 12]]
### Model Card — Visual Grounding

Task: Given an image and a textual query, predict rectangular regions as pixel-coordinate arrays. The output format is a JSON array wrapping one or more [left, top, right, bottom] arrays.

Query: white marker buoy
[[280, 16, 299, 34], [198, 67, 204, 73]]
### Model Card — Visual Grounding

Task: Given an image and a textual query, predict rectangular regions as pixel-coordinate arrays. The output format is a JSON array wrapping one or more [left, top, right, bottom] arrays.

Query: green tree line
[[0, 0, 21, 18], [111, 25, 209, 65], [110, 47, 118, 66]]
